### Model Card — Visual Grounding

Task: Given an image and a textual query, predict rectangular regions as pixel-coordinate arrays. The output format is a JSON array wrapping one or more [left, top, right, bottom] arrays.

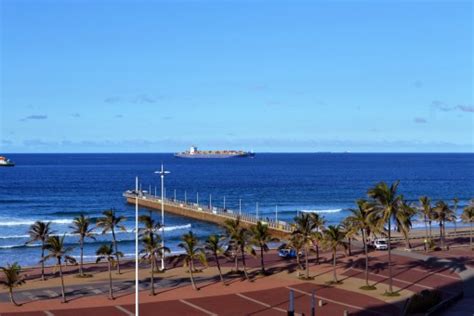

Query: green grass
[[75, 274, 93, 278], [325, 280, 343, 285]]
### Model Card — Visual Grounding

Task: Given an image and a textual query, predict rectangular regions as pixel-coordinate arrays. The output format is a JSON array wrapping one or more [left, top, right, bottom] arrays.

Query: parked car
[[373, 238, 388, 250], [278, 248, 297, 259]]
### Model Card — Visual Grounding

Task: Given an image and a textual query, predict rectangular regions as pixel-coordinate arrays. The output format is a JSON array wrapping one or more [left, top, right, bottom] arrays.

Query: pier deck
[[123, 192, 292, 239]]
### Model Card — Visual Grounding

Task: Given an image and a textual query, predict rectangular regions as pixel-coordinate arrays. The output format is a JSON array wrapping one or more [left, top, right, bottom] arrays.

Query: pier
[[123, 191, 293, 239]]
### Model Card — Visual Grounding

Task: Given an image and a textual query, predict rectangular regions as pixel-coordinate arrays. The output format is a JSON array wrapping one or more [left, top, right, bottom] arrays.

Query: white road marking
[[236, 293, 287, 313], [43, 290, 58, 298], [287, 286, 386, 316], [115, 305, 134, 316], [180, 299, 218, 316], [44, 311, 55, 316]]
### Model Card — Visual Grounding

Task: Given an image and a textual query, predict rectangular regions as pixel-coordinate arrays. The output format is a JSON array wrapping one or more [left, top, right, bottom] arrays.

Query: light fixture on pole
[[223, 196, 226, 209], [154, 164, 170, 271], [239, 198, 242, 215], [209, 194, 212, 210]]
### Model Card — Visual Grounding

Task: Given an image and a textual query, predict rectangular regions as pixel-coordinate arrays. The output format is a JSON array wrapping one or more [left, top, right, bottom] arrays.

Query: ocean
[[0, 153, 472, 267]]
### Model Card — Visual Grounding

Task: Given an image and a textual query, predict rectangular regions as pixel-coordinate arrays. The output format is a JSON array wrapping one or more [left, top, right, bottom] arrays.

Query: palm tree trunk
[[439, 222, 444, 249], [348, 238, 352, 256], [79, 239, 84, 276], [429, 220, 432, 239], [150, 258, 155, 295], [8, 288, 18, 306], [424, 214, 429, 252], [214, 253, 225, 284], [234, 247, 239, 272], [387, 219, 393, 294], [362, 229, 369, 287], [470, 222, 473, 250], [58, 259, 66, 303], [333, 249, 337, 283], [41, 240, 45, 281], [189, 260, 197, 290], [112, 229, 121, 274], [316, 243, 320, 264], [304, 244, 309, 279], [241, 245, 249, 280], [108, 261, 113, 300], [260, 245, 265, 274]]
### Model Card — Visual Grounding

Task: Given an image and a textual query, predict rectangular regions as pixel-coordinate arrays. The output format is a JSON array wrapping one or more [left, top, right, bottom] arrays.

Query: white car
[[373, 238, 388, 250]]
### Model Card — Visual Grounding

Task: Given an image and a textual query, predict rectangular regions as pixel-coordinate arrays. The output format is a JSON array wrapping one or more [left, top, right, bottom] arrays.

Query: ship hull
[[174, 153, 255, 159]]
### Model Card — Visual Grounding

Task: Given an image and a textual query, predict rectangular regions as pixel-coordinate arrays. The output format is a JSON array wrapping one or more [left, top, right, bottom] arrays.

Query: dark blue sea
[[0, 153, 473, 267]]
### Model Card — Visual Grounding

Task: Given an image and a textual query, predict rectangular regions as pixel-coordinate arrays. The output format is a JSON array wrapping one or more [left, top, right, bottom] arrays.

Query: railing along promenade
[[123, 192, 293, 239]]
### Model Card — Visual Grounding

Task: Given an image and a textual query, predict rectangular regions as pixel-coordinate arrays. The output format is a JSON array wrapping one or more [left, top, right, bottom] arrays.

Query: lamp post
[[209, 194, 212, 210], [135, 177, 139, 316], [239, 199, 242, 215], [154, 164, 170, 271], [197, 192, 199, 205], [256, 202, 259, 221], [275, 204, 278, 223], [223, 196, 226, 209], [184, 190, 187, 204]]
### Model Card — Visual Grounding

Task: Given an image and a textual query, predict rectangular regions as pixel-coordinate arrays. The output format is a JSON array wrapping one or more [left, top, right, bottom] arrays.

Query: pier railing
[[124, 191, 293, 234]]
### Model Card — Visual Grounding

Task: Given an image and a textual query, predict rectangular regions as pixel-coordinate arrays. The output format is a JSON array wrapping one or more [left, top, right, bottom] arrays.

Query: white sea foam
[[0, 224, 192, 240], [0, 219, 73, 227], [300, 209, 343, 214]]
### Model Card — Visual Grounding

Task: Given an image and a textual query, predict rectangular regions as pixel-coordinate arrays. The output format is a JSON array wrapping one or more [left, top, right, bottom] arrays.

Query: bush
[[407, 290, 442, 314]]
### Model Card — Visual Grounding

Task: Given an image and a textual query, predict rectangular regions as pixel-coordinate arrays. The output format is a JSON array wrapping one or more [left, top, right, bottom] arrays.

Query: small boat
[[0, 156, 15, 167]]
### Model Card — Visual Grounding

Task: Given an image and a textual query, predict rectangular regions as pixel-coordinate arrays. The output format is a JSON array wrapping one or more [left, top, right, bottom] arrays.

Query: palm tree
[[367, 180, 403, 295], [396, 200, 416, 250], [96, 209, 127, 274], [43, 235, 76, 303], [309, 213, 326, 264], [432, 201, 456, 250], [224, 217, 242, 272], [461, 200, 474, 250], [141, 235, 170, 295], [70, 214, 95, 277], [322, 225, 346, 284], [178, 231, 207, 290], [96, 244, 120, 300], [234, 226, 254, 280], [26, 221, 53, 281], [347, 199, 377, 289], [453, 198, 459, 233], [419, 196, 433, 251], [341, 217, 356, 256], [292, 213, 317, 279], [249, 221, 279, 275], [204, 234, 226, 284], [139, 214, 163, 271], [287, 233, 305, 272], [0, 263, 25, 306]]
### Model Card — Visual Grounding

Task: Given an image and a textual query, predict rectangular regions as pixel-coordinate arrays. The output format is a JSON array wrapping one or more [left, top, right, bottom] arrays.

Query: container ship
[[174, 146, 255, 159], [0, 156, 15, 167]]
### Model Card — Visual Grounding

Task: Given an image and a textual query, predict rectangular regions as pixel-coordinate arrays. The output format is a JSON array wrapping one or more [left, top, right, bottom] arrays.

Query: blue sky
[[1, 0, 472, 153]]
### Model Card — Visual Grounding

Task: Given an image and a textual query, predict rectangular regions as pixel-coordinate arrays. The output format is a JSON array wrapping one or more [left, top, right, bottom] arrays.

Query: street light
[[154, 164, 170, 271], [135, 176, 139, 316]]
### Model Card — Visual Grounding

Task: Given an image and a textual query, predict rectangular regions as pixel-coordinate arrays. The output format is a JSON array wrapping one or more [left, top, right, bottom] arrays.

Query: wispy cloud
[[20, 114, 48, 121], [104, 96, 121, 104], [414, 117, 427, 124], [1, 139, 12, 145], [105, 94, 159, 104], [132, 94, 156, 104], [71, 113, 81, 118], [413, 80, 423, 88], [431, 101, 473, 113], [115, 114, 123, 118], [457, 105, 474, 113]]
